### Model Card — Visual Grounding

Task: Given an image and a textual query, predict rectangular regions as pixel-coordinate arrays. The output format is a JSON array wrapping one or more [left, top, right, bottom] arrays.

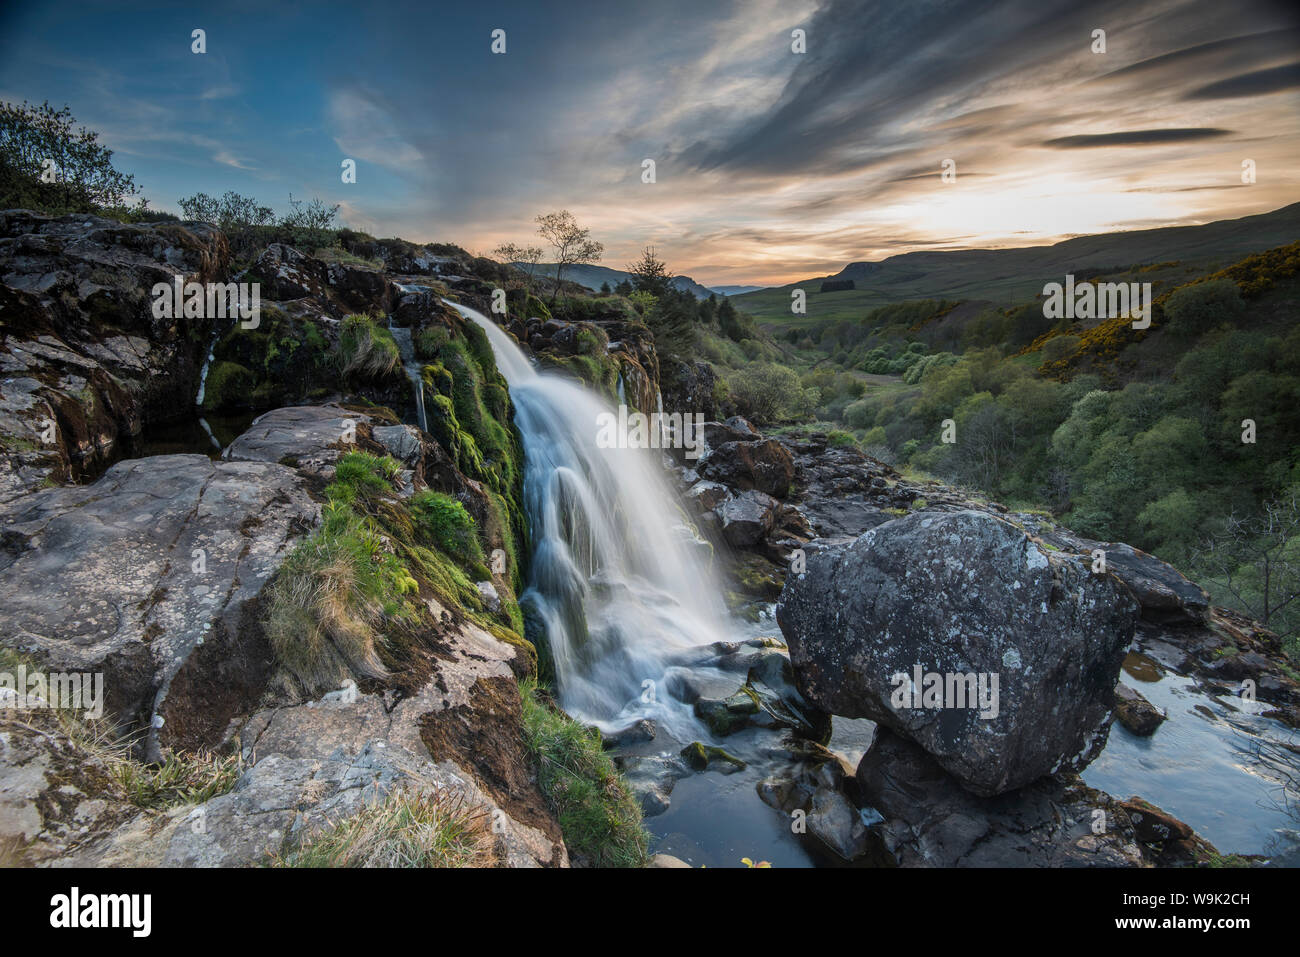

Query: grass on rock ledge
[[520, 679, 649, 868], [272, 788, 500, 868]]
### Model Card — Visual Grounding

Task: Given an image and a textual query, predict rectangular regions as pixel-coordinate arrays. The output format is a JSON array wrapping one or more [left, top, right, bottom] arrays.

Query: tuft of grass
[[263, 498, 415, 696], [519, 680, 648, 867], [409, 490, 485, 570], [328, 451, 402, 505], [340, 313, 401, 383], [112, 749, 242, 809], [272, 788, 499, 867]]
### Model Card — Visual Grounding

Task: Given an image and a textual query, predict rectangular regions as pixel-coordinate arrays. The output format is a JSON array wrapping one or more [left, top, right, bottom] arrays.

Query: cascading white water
[[448, 301, 731, 737], [388, 321, 428, 432], [194, 328, 220, 407]]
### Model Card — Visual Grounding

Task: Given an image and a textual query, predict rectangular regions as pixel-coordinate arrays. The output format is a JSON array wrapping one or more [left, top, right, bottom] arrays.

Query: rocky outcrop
[[661, 358, 719, 421], [3, 611, 564, 868], [250, 243, 397, 316], [777, 509, 1139, 796], [0, 453, 318, 758], [854, 728, 1213, 867], [0, 398, 564, 867], [507, 312, 660, 413], [698, 436, 795, 498], [0, 211, 232, 498]]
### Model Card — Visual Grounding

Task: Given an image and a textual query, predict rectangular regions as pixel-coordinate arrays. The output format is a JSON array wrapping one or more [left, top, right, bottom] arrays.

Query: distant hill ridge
[[735, 201, 1300, 311], [519, 262, 715, 299]]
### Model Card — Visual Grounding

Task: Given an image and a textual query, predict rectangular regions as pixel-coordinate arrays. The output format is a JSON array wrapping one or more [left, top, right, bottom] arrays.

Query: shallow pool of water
[[1083, 653, 1300, 858], [135, 411, 259, 459]]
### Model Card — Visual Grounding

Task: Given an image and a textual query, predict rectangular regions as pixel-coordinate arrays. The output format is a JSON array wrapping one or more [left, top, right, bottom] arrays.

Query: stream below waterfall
[[447, 298, 1300, 867]]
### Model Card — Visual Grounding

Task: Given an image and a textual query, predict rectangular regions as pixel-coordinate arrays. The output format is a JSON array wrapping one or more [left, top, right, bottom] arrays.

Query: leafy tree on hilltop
[[0, 100, 139, 213]]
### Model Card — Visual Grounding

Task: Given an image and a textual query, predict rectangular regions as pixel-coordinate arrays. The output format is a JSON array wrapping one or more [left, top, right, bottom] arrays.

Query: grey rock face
[[0, 212, 231, 497], [777, 509, 1138, 795], [222, 404, 360, 474], [716, 489, 777, 548], [0, 453, 318, 758]]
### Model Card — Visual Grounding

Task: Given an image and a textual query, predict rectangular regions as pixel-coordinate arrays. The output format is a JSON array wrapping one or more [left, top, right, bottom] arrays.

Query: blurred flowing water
[[450, 301, 730, 741]]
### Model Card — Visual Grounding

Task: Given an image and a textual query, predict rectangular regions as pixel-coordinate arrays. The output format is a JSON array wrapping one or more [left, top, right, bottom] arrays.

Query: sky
[[1, 0, 1297, 286]]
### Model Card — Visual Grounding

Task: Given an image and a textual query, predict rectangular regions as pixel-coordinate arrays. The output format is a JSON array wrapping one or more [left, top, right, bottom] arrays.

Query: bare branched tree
[[1194, 487, 1300, 638], [492, 241, 544, 299], [535, 210, 602, 306]]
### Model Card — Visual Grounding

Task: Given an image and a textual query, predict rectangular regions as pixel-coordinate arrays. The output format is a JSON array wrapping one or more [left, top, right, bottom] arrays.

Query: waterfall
[[388, 321, 428, 432], [448, 301, 730, 737], [194, 327, 221, 407]]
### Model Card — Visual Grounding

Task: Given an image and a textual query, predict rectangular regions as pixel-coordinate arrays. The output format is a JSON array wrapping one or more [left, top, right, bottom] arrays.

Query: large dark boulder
[[699, 438, 795, 498], [661, 358, 718, 421], [777, 509, 1139, 795]]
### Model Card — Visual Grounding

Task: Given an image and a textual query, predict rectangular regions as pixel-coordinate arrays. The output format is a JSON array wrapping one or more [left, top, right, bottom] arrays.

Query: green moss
[[202, 306, 336, 411], [409, 490, 486, 571], [519, 681, 649, 867], [538, 352, 619, 400], [202, 360, 255, 412], [329, 451, 402, 505], [679, 741, 747, 771]]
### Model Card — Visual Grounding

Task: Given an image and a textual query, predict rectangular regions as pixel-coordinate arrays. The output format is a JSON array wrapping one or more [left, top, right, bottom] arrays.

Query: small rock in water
[[600, 718, 656, 749], [1114, 684, 1166, 736], [680, 741, 746, 773], [646, 853, 691, 868]]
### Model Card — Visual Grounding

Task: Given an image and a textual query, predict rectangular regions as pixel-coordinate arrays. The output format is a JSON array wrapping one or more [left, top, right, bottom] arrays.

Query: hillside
[[734, 202, 1300, 329], [522, 262, 714, 299]]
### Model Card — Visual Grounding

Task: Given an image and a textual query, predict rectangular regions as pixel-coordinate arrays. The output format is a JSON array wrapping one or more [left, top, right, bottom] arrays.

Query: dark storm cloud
[[676, 0, 1130, 177], [1184, 62, 1300, 99], [1041, 128, 1234, 148], [1090, 27, 1300, 83]]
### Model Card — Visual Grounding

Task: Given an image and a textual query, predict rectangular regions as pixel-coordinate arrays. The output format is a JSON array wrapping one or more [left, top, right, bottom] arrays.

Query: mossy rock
[[693, 686, 761, 736], [202, 360, 255, 412], [680, 741, 746, 772]]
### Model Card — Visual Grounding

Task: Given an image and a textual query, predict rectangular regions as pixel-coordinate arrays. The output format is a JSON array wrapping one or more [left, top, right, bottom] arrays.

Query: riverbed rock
[[777, 509, 1139, 796], [854, 728, 1166, 866], [699, 438, 795, 498], [716, 489, 777, 547], [1114, 684, 1166, 736], [756, 739, 872, 861]]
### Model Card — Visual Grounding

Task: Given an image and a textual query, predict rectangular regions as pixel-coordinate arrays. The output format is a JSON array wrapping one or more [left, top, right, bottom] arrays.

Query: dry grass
[[340, 314, 401, 382], [263, 534, 390, 696], [272, 787, 500, 868]]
